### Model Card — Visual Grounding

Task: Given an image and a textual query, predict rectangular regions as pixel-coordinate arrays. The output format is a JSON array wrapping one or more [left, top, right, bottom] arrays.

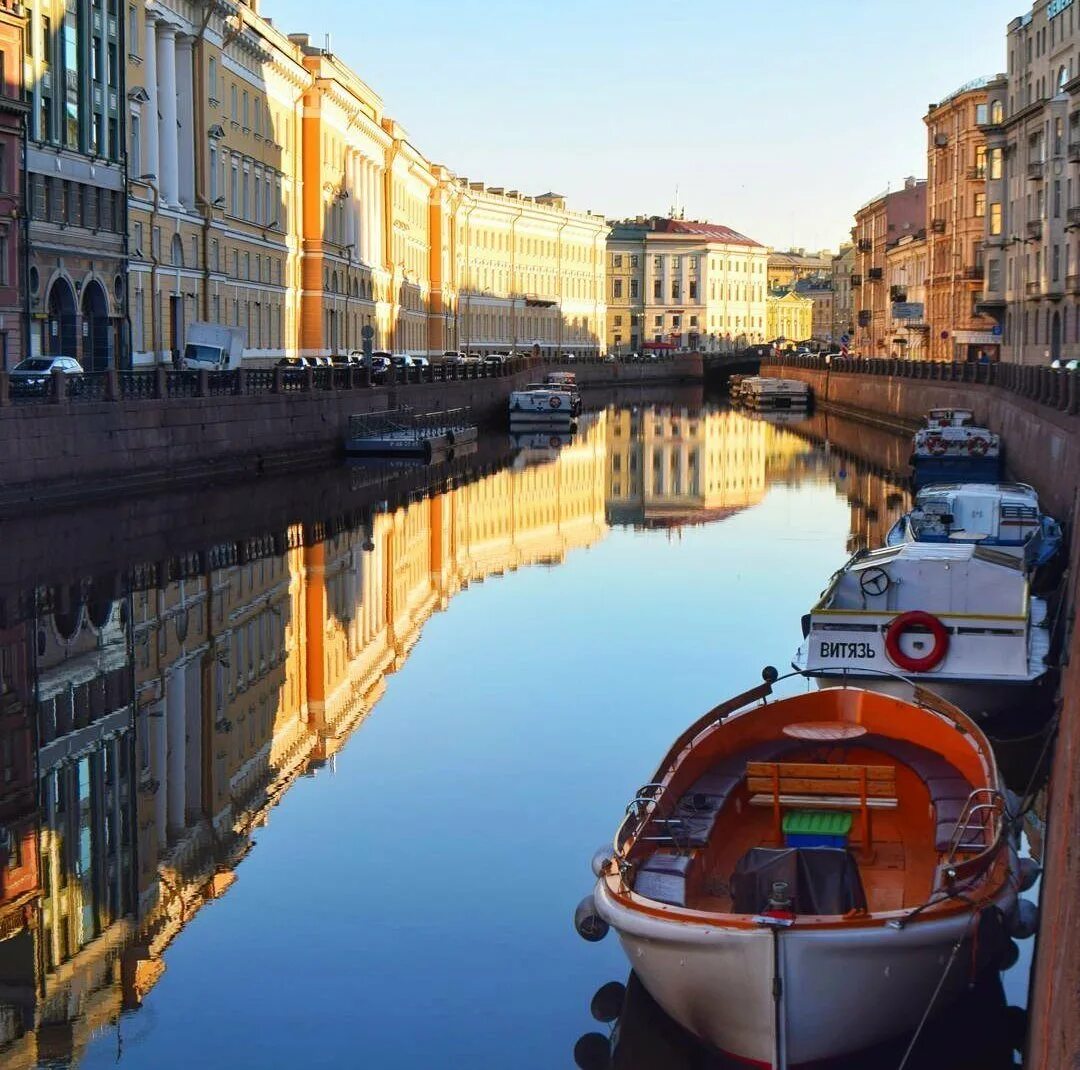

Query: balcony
[[1027, 160, 1044, 180], [1026, 281, 1040, 296], [931, 218, 946, 234], [1070, 141, 1080, 163], [850, 273, 862, 288], [966, 166, 987, 180], [1068, 206, 1080, 227], [1026, 219, 1043, 240], [867, 267, 883, 281], [889, 285, 907, 301], [962, 265, 984, 280], [857, 310, 872, 327], [857, 239, 872, 253]]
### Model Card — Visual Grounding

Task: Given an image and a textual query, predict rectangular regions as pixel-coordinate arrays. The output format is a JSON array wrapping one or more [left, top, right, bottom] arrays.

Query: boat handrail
[[941, 788, 1008, 887]]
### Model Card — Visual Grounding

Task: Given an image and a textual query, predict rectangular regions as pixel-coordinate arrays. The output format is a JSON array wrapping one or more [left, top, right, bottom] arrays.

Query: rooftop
[[610, 216, 762, 247]]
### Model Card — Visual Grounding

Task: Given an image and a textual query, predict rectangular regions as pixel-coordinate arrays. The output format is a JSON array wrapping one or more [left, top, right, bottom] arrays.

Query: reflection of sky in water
[[81, 476, 854, 1069], [62, 411, 1025, 1070]]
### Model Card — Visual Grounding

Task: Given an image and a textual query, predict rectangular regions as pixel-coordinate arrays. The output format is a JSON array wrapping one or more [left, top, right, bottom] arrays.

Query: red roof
[[650, 218, 762, 247]]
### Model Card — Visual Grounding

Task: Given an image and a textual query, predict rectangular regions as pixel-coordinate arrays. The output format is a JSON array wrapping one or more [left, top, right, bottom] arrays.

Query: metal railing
[[0, 355, 532, 408], [765, 352, 1080, 416]]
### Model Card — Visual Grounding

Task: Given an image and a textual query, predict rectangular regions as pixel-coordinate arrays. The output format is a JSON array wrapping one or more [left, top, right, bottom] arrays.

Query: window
[[974, 191, 986, 218], [689, 281, 698, 300], [130, 115, 140, 174], [987, 259, 1001, 292], [230, 85, 237, 121], [671, 281, 680, 299], [209, 57, 218, 99], [653, 278, 661, 299], [612, 279, 622, 299], [976, 103, 988, 125], [613, 315, 622, 327], [612, 254, 622, 268], [989, 202, 1002, 236], [128, 5, 138, 55], [672, 257, 680, 269], [991, 100, 1004, 124], [629, 279, 639, 299], [653, 315, 662, 327], [653, 256, 661, 270], [989, 148, 1003, 180], [629, 255, 638, 268], [242, 91, 249, 129]]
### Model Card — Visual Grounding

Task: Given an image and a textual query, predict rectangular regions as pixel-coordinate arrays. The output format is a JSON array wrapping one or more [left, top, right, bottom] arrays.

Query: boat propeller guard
[[885, 611, 950, 673]]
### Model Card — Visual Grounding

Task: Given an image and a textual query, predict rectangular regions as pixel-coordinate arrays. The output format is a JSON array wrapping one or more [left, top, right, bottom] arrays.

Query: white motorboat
[[509, 384, 579, 422], [735, 377, 811, 410], [795, 542, 1051, 719], [910, 409, 1001, 488], [886, 482, 1064, 572], [578, 680, 1023, 1068]]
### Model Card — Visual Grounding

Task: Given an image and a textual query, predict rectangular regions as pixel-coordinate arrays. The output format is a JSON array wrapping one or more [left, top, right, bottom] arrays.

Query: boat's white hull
[[801, 667, 1047, 720], [595, 883, 1015, 1066]]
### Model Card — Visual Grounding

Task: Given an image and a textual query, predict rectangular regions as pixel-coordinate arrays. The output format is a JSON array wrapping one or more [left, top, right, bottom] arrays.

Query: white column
[[371, 165, 382, 267], [165, 662, 187, 836], [363, 159, 374, 264], [176, 35, 195, 210], [354, 155, 365, 262], [151, 699, 168, 846], [156, 23, 180, 206], [143, 15, 159, 185]]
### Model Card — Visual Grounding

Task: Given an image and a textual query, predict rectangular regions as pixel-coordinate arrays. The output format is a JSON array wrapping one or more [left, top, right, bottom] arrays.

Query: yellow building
[[766, 290, 814, 343], [127, 0, 307, 365], [608, 216, 769, 353], [767, 249, 834, 291]]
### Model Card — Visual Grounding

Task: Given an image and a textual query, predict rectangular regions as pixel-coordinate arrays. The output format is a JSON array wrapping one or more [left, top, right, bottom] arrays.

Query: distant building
[[0, 3, 26, 370], [793, 276, 835, 343], [767, 248, 834, 291], [607, 216, 769, 353], [885, 232, 929, 359], [925, 76, 1006, 361], [767, 289, 814, 343], [852, 178, 927, 355], [831, 245, 856, 345]]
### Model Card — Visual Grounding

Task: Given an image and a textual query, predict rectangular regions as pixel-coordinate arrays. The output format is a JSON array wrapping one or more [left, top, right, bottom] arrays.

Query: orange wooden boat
[[578, 677, 1027, 1068]]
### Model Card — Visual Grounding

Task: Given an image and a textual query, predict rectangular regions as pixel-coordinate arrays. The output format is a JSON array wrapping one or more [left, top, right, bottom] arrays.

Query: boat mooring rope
[[896, 936, 965, 1070]]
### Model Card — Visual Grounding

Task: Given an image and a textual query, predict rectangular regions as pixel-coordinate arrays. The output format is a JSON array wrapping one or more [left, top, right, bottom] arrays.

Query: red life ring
[[968, 435, 989, 457], [885, 611, 950, 673], [925, 434, 948, 456], [549, 395, 562, 409]]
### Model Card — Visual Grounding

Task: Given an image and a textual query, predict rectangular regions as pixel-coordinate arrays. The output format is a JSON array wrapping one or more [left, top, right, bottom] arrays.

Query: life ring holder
[[925, 434, 948, 456], [968, 436, 990, 457], [885, 611, 950, 673], [549, 395, 562, 409]]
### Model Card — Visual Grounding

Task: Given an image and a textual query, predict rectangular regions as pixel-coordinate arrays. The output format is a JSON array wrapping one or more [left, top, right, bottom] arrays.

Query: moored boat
[[509, 384, 580, 421], [886, 481, 1063, 573], [795, 542, 1051, 719], [910, 409, 1001, 488], [579, 678, 1022, 1068], [735, 377, 811, 410]]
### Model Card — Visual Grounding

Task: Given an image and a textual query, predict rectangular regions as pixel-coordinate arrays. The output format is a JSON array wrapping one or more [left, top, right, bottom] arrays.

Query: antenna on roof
[[670, 184, 684, 220]]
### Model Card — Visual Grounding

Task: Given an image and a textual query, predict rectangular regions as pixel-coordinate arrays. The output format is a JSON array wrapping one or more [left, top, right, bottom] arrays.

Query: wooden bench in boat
[[747, 761, 898, 852]]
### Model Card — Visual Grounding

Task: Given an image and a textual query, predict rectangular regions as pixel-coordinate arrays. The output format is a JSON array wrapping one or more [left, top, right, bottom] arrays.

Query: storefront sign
[[951, 330, 1001, 346], [891, 302, 925, 320]]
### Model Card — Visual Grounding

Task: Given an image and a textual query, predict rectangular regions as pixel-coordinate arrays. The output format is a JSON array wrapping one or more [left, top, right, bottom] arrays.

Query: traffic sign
[[991, 324, 1003, 337], [840, 333, 850, 345]]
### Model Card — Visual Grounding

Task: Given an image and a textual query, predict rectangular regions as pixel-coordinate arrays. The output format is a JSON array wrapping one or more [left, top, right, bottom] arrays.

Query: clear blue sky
[[264, 0, 1021, 250]]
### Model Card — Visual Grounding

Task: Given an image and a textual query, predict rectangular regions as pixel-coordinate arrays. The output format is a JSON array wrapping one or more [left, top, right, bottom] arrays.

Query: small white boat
[[736, 377, 811, 410], [795, 542, 1051, 719], [910, 409, 1001, 488], [578, 679, 1023, 1067], [886, 482, 1063, 571], [509, 384, 579, 422]]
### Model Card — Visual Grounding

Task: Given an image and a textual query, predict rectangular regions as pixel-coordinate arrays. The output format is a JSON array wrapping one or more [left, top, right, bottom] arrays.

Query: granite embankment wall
[[0, 355, 703, 512], [764, 360, 1079, 1070]]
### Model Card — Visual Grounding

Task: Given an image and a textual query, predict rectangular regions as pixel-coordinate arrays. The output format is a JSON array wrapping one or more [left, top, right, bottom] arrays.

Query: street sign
[[991, 324, 1003, 337], [891, 302, 925, 320], [840, 333, 850, 345]]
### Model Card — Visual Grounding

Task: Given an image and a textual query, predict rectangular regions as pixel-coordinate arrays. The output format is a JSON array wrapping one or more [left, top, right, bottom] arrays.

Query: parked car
[[331, 353, 364, 368], [1051, 358, 1079, 371], [9, 356, 84, 396]]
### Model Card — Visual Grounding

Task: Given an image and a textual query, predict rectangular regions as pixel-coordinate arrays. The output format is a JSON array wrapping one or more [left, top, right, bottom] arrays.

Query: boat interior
[[624, 688, 1003, 918], [908, 485, 1041, 548]]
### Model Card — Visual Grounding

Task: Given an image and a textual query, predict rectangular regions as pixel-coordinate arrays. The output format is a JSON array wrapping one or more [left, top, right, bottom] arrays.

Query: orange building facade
[[924, 78, 1006, 362]]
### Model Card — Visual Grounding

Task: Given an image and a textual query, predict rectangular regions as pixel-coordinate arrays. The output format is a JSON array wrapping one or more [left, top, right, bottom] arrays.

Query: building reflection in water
[[0, 404, 913, 1066]]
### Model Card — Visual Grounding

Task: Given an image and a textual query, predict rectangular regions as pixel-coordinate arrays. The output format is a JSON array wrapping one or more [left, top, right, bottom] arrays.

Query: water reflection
[[0, 403, 1037, 1067]]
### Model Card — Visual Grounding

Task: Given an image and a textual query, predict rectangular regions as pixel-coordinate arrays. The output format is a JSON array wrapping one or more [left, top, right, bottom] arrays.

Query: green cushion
[[783, 810, 853, 836]]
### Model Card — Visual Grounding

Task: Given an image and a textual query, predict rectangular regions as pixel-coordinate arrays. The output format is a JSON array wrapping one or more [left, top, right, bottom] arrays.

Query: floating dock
[[345, 406, 477, 462]]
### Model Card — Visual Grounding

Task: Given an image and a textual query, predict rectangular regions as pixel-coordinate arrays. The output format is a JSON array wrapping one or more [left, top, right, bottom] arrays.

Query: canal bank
[[764, 357, 1080, 1070], [0, 356, 703, 515]]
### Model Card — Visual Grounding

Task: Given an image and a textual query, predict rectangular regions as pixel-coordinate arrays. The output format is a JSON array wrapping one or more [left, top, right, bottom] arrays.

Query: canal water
[[0, 398, 1034, 1068]]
